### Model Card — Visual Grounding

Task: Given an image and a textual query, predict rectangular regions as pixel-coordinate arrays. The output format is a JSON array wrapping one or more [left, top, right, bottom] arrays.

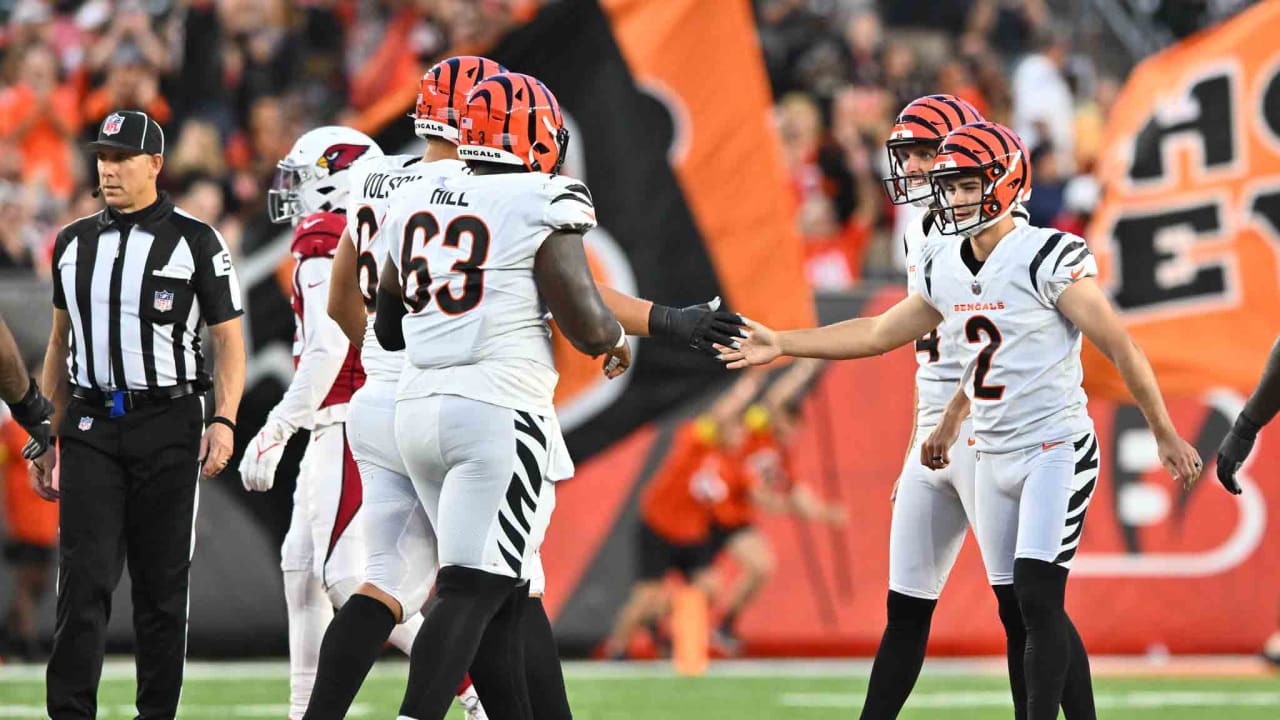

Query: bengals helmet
[[268, 126, 382, 225], [882, 94, 984, 206], [413, 55, 507, 142], [458, 72, 569, 174], [930, 121, 1031, 236]]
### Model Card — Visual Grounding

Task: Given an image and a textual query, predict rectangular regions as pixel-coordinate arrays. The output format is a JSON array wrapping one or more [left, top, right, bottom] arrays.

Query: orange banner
[[604, 0, 814, 331], [1085, 0, 1280, 399]]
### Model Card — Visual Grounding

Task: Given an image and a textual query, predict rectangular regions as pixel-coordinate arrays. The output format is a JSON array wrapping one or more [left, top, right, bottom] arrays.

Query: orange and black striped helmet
[[883, 94, 984, 206], [459, 72, 569, 174], [929, 121, 1031, 236], [413, 56, 507, 142]]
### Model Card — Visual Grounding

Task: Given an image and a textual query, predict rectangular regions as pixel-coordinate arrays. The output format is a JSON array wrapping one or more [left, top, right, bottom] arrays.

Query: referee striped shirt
[[51, 192, 243, 391]]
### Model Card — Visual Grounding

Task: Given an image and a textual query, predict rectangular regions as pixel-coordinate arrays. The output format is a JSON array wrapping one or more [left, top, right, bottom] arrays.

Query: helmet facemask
[[931, 151, 1023, 237], [882, 139, 939, 207], [268, 161, 312, 225]]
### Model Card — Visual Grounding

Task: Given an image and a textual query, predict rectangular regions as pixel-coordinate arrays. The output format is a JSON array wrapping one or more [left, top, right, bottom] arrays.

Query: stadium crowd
[[0, 0, 1251, 287]]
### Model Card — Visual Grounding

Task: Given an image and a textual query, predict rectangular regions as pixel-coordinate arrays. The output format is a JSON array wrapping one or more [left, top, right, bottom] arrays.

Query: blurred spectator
[[1024, 142, 1066, 227], [0, 406, 57, 664], [1053, 174, 1100, 238], [219, 0, 300, 127], [227, 95, 300, 212], [83, 0, 175, 76], [0, 42, 80, 199], [167, 118, 229, 183], [0, 181, 38, 271], [963, 0, 1048, 61], [1072, 74, 1122, 174], [177, 173, 242, 258], [82, 42, 172, 133], [1011, 32, 1075, 173], [844, 11, 884, 87]]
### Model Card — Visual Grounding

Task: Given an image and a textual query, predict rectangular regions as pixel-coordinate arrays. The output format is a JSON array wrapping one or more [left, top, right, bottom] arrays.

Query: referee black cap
[[87, 110, 165, 156]]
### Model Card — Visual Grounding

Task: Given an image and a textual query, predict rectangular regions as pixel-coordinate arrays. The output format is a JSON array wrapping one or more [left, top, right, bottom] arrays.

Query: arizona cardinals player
[[718, 121, 1202, 720]]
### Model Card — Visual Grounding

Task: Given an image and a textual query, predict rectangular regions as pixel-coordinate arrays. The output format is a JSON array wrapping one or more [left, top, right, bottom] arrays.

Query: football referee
[[30, 110, 246, 720]]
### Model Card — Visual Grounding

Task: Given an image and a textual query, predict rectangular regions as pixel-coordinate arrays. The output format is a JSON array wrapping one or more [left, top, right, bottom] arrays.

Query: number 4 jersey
[[385, 171, 597, 416], [915, 225, 1097, 453], [345, 154, 465, 383]]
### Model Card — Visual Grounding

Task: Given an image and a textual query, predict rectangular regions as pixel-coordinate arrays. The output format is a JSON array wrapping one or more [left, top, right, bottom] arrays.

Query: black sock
[[1060, 616, 1096, 720], [522, 596, 573, 720], [993, 584, 1028, 720], [398, 566, 521, 720], [718, 609, 739, 636], [858, 591, 937, 720], [300, 594, 396, 720], [1014, 559, 1073, 720], [469, 587, 534, 720]]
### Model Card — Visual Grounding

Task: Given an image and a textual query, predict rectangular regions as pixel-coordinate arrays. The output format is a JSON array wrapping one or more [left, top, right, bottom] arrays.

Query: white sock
[[283, 569, 334, 719], [387, 609, 424, 655]]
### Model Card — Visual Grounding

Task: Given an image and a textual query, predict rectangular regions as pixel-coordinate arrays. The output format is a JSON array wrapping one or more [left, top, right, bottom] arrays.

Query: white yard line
[[779, 690, 1280, 709], [0, 655, 1269, 683]]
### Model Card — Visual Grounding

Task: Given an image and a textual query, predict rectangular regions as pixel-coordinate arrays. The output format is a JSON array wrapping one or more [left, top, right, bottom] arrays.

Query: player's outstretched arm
[[597, 287, 746, 354], [716, 293, 941, 369], [373, 258, 407, 352], [1216, 336, 1280, 493], [328, 228, 367, 350], [1057, 278, 1203, 488], [535, 231, 624, 357]]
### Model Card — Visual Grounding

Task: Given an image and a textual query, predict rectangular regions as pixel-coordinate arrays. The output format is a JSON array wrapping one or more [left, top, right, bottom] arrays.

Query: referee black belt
[[72, 382, 202, 412]]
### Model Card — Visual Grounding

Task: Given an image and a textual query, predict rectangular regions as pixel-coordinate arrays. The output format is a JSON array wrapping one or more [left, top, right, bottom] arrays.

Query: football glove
[[1216, 413, 1260, 495], [7, 378, 54, 460], [649, 296, 747, 354], [238, 419, 293, 492]]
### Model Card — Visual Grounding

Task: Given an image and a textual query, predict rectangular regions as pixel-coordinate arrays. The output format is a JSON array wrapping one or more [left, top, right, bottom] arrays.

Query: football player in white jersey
[[867, 96, 1090, 720], [314, 57, 743, 720], [370, 71, 627, 720], [718, 121, 1202, 720], [304, 56, 505, 720], [238, 125, 410, 720]]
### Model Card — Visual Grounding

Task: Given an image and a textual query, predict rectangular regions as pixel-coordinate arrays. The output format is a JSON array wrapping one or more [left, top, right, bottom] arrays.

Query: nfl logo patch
[[103, 113, 125, 136], [79, 416, 93, 431], [153, 289, 174, 313]]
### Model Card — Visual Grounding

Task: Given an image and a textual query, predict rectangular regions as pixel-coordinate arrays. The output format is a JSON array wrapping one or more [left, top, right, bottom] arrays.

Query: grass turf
[[1, 659, 1278, 718]]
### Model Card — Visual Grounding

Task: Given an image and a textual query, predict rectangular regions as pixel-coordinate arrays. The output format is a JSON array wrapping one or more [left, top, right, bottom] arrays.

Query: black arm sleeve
[[373, 258, 406, 351], [534, 230, 620, 356], [1243, 336, 1280, 426]]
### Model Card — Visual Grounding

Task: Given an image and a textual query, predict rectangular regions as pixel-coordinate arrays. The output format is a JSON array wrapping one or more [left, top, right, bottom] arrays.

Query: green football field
[[2, 658, 1278, 718]]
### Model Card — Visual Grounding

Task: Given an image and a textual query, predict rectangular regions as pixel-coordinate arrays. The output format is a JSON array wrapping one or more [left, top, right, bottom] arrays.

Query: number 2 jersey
[[345, 154, 465, 383], [915, 224, 1097, 453], [384, 170, 597, 417], [904, 204, 1030, 429]]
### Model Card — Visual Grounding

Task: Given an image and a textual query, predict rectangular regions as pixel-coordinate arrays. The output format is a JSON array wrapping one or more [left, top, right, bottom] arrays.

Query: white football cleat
[[458, 684, 489, 720]]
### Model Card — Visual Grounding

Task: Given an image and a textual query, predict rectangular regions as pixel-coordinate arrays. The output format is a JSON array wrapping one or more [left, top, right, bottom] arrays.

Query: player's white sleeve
[[913, 242, 942, 312], [1035, 232, 1098, 306], [268, 257, 352, 432], [541, 176, 597, 233]]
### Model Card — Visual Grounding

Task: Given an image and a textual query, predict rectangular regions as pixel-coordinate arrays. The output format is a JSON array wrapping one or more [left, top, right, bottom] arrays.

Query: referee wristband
[[209, 416, 236, 432]]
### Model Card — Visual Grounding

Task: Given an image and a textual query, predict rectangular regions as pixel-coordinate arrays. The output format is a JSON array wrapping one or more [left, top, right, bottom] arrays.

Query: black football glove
[[1216, 413, 1261, 495], [649, 296, 746, 355], [7, 378, 54, 460]]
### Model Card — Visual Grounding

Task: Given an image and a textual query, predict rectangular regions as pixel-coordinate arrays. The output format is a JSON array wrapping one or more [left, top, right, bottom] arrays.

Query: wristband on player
[[647, 303, 677, 340], [209, 416, 236, 432], [7, 378, 48, 424], [1233, 413, 1263, 442], [613, 322, 626, 348]]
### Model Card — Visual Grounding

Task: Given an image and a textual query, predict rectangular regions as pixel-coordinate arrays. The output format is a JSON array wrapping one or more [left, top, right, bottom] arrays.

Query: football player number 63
[[399, 211, 491, 315]]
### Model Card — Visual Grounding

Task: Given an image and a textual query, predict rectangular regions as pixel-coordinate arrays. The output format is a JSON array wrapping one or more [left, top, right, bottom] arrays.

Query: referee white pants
[[347, 380, 438, 618], [889, 418, 977, 599], [395, 394, 566, 582]]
